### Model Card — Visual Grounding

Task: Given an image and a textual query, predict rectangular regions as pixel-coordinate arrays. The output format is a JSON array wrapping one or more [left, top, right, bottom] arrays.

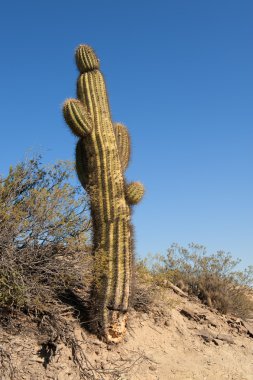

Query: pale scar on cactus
[[63, 45, 144, 343]]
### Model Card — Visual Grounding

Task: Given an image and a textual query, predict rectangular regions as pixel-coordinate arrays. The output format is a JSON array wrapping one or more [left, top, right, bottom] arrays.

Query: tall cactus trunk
[[63, 45, 144, 342]]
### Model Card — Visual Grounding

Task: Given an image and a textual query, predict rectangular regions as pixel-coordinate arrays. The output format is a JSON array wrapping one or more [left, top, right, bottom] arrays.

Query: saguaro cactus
[[63, 45, 144, 343]]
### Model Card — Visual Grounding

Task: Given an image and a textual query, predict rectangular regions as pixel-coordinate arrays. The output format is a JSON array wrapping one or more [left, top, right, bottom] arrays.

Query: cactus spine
[[63, 45, 144, 342]]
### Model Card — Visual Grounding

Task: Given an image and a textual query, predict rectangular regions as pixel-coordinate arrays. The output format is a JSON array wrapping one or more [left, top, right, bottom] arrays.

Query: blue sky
[[1, 1, 252, 267]]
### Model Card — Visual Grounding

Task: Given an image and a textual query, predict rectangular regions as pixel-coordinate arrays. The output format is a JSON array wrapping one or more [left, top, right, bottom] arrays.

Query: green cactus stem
[[125, 182, 145, 205], [63, 45, 144, 342]]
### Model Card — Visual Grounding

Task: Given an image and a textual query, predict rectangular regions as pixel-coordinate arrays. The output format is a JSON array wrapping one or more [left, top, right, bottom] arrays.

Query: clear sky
[[0, 1, 252, 267]]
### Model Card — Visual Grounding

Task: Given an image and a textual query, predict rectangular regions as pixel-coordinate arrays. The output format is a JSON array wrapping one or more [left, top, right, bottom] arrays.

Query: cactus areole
[[63, 45, 144, 342]]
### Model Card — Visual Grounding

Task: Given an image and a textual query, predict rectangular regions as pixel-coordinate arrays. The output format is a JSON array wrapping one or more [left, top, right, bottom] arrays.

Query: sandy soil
[[1, 288, 253, 380]]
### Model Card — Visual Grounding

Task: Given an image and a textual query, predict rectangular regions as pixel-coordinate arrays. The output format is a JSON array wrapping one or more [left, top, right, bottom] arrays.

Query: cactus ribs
[[63, 45, 144, 342]]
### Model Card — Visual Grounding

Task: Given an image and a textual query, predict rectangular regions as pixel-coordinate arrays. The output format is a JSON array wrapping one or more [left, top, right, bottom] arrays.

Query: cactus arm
[[63, 99, 93, 137], [125, 181, 145, 205], [113, 123, 130, 171], [75, 139, 88, 189]]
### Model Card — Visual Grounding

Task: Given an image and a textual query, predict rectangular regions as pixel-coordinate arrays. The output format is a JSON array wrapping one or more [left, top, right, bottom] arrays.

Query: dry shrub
[[131, 259, 158, 313], [141, 244, 253, 320], [132, 259, 178, 315], [0, 156, 92, 316]]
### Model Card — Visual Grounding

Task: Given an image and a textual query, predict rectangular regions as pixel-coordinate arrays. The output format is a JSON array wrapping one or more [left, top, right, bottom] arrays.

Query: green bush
[[139, 243, 253, 320]]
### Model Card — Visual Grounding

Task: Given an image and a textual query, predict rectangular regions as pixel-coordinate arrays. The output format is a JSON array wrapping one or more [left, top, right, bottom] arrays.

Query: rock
[[227, 316, 237, 322], [237, 325, 248, 334], [216, 334, 235, 344], [180, 308, 200, 322], [197, 312, 217, 325], [89, 339, 104, 346], [241, 321, 253, 338], [198, 314, 208, 320], [199, 315, 217, 328], [206, 317, 218, 327], [100, 362, 105, 369], [141, 313, 149, 321], [149, 365, 157, 371], [196, 329, 215, 343], [212, 338, 222, 346]]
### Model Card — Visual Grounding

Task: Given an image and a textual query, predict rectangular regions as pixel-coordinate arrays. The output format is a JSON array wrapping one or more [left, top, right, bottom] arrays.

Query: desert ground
[[1, 285, 253, 380]]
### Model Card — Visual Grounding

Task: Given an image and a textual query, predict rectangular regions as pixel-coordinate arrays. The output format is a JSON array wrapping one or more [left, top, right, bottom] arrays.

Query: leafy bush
[[0, 156, 92, 314], [141, 243, 253, 320]]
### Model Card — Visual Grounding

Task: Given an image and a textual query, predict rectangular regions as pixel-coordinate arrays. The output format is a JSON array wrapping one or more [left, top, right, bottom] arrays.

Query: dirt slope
[[1, 288, 253, 380]]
